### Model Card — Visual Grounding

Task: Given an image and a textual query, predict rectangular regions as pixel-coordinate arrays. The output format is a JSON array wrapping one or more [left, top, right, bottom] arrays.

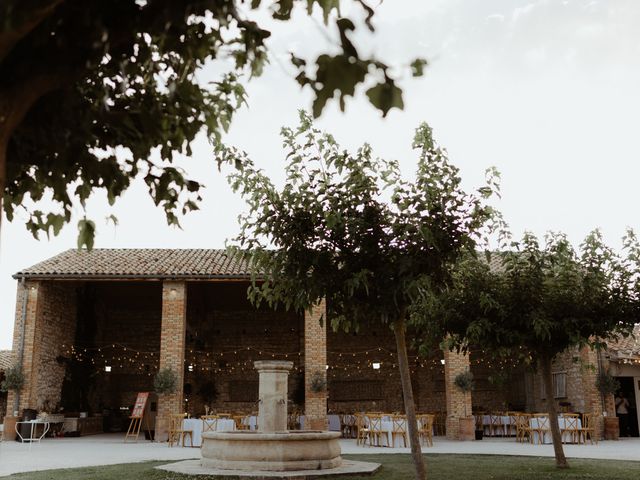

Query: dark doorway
[[615, 377, 639, 437]]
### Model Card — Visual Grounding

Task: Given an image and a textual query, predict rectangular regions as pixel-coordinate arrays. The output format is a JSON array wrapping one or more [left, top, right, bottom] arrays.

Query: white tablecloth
[[183, 418, 235, 447], [328, 415, 341, 432]]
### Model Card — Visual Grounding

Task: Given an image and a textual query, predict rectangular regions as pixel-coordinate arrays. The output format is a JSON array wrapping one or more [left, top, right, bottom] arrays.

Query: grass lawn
[[4, 455, 640, 480]]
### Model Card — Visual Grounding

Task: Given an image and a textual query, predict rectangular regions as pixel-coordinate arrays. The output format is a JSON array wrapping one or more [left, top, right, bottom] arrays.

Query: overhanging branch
[[0, 0, 65, 62]]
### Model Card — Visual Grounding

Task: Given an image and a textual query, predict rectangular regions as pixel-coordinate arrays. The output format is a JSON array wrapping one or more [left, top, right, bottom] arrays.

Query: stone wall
[[8, 280, 78, 413], [529, 346, 605, 437]]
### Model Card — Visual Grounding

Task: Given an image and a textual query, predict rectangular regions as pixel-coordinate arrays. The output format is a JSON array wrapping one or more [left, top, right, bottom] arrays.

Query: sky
[[1, 0, 640, 349]]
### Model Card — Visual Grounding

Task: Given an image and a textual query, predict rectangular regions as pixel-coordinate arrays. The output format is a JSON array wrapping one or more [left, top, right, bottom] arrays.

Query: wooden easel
[[124, 392, 152, 442]]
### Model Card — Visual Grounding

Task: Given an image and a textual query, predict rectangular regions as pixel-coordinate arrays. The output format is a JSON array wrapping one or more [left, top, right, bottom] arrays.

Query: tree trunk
[[541, 355, 569, 469], [393, 316, 427, 480]]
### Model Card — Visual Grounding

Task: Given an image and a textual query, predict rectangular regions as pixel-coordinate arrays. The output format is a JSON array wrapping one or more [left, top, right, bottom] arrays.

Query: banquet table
[[183, 418, 236, 447], [529, 416, 582, 444], [478, 415, 516, 437]]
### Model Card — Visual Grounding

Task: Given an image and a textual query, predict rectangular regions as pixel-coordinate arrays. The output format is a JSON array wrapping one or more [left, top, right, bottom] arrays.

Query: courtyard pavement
[[0, 433, 639, 477]]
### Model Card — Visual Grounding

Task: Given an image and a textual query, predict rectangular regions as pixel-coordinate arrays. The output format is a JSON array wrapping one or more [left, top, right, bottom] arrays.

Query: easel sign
[[125, 392, 151, 442]]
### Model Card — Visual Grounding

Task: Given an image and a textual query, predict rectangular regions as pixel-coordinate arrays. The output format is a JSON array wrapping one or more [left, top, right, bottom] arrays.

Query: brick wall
[[304, 300, 327, 430], [443, 349, 472, 439], [85, 282, 161, 411], [156, 281, 187, 440], [184, 282, 302, 415]]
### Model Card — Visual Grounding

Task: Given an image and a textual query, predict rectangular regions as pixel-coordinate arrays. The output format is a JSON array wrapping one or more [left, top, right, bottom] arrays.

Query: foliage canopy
[[0, 0, 424, 247], [413, 229, 640, 467], [221, 111, 500, 480]]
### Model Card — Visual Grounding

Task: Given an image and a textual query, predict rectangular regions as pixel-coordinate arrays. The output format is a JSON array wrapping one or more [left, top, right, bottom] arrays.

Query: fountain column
[[254, 360, 293, 433]]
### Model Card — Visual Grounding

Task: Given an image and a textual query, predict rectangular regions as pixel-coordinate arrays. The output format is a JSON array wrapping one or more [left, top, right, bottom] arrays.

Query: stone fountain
[[200, 360, 342, 472]]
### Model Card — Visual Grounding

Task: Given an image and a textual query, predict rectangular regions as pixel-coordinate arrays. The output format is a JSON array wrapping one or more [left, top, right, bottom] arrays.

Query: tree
[[0, 0, 425, 247], [219, 111, 499, 480], [414, 230, 640, 468]]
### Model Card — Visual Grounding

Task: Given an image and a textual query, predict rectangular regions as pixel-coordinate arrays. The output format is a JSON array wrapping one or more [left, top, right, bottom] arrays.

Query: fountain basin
[[201, 430, 342, 471]]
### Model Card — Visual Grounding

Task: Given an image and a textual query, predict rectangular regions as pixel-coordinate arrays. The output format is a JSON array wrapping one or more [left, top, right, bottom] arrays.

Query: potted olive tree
[[152, 368, 178, 441], [1, 365, 25, 441], [596, 371, 620, 440], [454, 370, 475, 441]]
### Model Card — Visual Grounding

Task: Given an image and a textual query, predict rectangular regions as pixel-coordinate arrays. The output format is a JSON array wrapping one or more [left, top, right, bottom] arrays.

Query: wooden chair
[[233, 415, 249, 431], [216, 413, 232, 419], [515, 414, 531, 443], [168, 414, 193, 447], [201, 415, 218, 434], [341, 414, 356, 438], [417, 414, 434, 447], [390, 414, 408, 448], [287, 412, 300, 430], [560, 415, 579, 444], [356, 414, 370, 446], [579, 413, 598, 445], [530, 415, 550, 445], [505, 411, 520, 437], [366, 414, 388, 447], [489, 413, 505, 437]]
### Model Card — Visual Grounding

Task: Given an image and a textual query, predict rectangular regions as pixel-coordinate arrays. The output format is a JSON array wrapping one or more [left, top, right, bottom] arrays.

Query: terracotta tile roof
[[0, 350, 13, 372], [13, 249, 253, 280], [608, 324, 640, 360]]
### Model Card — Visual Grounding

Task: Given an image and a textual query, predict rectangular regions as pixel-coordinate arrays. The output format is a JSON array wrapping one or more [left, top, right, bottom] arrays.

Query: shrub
[[454, 370, 475, 392], [0, 365, 25, 393], [596, 372, 620, 396], [154, 368, 178, 395], [309, 371, 327, 393]]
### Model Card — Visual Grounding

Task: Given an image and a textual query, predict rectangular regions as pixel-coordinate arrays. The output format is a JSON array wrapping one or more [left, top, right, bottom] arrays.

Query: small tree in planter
[[154, 368, 178, 396], [309, 371, 327, 394], [0, 365, 25, 393], [596, 371, 621, 439], [596, 371, 620, 397], [454, 370, 475, 440]]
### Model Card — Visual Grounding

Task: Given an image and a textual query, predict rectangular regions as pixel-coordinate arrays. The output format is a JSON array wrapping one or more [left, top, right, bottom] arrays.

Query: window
[[541, 372, 567, 399], [553, 372, 567, 398]]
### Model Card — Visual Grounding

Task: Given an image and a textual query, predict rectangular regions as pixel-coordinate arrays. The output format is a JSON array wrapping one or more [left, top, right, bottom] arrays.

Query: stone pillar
[[156, 281, 187, 441], [443, 348, 473, 440], [304, 299, 328, 431], [255, 360, 293, 432], [7, 281, 42, 414], [580, 346, 608, 439]]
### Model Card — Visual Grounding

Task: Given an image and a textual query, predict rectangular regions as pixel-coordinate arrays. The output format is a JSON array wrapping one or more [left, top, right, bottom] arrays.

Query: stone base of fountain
[[201, 430, 342, 471], [168, 360, 379, 478]]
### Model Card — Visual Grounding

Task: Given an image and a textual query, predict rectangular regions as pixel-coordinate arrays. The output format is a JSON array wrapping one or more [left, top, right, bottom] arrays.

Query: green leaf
[[77, 219, 96, 251], [410, 58, 428, 77], [365, 81, 404, 117]]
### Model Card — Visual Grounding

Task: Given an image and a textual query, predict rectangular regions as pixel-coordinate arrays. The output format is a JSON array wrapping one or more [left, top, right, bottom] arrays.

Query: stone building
[[2, 248, 635, 439]]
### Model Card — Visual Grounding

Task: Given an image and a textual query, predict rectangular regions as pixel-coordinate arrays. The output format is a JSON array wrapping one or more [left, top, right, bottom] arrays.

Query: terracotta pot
[[2, 416, 18, 441], [458, 417, 475, 441], [604, 416, 619, 441]]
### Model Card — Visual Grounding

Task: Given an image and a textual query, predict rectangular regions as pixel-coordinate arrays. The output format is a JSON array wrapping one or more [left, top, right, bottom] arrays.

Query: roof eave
[[12, 273, 258, 281]]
